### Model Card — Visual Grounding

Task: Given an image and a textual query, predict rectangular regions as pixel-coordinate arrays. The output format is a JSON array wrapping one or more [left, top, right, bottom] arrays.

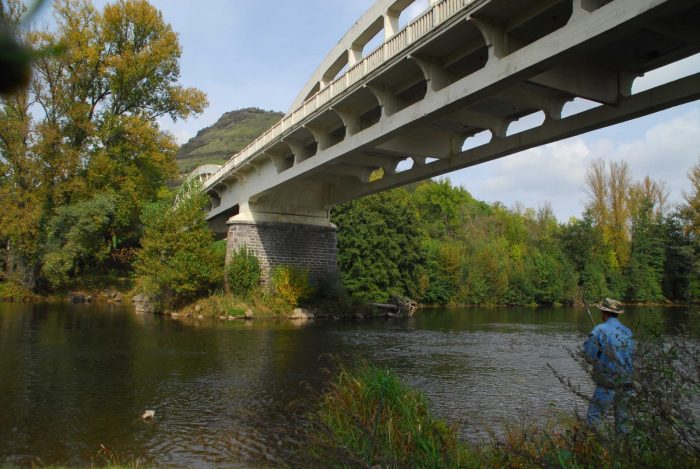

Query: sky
[[34, 0, 700, 221]]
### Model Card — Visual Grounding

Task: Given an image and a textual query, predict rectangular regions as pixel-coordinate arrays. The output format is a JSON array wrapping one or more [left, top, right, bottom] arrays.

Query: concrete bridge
[[194, 0, 700, 282]]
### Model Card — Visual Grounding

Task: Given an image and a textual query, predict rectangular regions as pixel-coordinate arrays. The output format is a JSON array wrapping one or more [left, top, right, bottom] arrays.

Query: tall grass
[[307, 345, 699, 469], [307, 364, 474, 468]]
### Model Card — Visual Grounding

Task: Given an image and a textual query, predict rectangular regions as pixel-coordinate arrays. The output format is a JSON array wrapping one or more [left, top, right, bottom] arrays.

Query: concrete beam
[[366, 84, 402, 117], [331, 107, 363, 137], [528, 61, 621, 105], [495, 85, 570, 120], [324, 163, 376, 183], [344, 152, 403, 174], [470, 17, 511, 59], [376, 127, 456, 159], [409, 55, 453, 92], [283, 137, 314, 165], [448, 108, 511, 138], [335, 72, 700, 202]]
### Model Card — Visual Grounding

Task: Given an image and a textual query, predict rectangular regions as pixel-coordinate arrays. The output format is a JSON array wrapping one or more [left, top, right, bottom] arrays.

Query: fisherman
[[583, 298, 635, 433]]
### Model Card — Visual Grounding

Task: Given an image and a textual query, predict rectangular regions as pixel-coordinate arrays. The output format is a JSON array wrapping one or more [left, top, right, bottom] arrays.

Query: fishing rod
[[576, 286, 597, 327]]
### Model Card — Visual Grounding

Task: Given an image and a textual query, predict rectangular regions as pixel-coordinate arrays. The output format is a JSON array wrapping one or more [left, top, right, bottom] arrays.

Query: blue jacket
[[583, 317, 634, 388]]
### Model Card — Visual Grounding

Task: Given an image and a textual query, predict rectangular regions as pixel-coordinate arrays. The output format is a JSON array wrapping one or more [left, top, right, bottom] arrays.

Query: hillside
[[176, 107, 283, 173]]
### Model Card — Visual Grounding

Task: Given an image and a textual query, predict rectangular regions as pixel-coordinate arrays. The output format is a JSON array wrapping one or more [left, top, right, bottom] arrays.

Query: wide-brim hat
[[597, 297, 624, 314]]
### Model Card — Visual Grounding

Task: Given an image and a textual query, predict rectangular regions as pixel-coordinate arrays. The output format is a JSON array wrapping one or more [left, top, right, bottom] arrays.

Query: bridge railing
[[205, 0, 475, 189]]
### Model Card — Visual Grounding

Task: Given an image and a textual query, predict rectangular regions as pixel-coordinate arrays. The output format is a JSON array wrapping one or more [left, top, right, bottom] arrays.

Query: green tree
[[134, 180, 223, 308], [626, 198, 666, 302], [41, 192, 117, 288], [332, 189, 426, 303]]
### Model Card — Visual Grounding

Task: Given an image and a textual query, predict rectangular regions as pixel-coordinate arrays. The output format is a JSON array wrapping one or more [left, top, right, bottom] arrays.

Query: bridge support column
[[226, 219, 337, 286]]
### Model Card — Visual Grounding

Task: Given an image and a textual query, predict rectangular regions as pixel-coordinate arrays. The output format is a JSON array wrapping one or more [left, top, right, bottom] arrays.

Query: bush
[[0, 281, 39, 302], [134, 180, 224, 309], [226, 246, 261, 297], [270, 265, 313, 307], [307, 364, 473, 468]]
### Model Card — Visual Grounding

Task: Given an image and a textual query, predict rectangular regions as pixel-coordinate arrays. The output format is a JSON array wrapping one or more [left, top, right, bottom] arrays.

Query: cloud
[[450, 105, 700, 220]]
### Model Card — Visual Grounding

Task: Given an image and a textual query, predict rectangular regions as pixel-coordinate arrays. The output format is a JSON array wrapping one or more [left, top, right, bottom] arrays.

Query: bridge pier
[[226, 218, 337, 286]]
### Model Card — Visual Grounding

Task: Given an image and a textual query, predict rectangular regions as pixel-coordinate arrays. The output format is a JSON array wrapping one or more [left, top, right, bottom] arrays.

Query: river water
[[0, 303, 697, 468]]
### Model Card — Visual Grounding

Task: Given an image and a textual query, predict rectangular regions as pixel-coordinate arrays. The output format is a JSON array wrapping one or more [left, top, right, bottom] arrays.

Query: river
[[0, 303, 697, 468]]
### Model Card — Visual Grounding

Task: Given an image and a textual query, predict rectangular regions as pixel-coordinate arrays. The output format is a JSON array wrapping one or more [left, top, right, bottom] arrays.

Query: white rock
[[291, 308, 315, 320], [142, 410, 155, 420]]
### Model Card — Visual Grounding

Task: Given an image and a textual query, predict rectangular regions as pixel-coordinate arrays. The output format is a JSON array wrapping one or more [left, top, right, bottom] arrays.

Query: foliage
[[226, 246, 261, 297], [0, 0, 206, 290], [332, 163, 696, 306], [333, 188, 426, 303], [134, 180, 223, 309], [306, 352, 698, 469], [40, 192, 117, 288], [626, 199, 666, 302], [270, 265, 313, 308], [307, 364, 474, 468], [0, 280, 39, 302]]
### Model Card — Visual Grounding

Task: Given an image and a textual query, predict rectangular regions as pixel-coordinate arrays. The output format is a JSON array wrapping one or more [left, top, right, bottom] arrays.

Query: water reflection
[[0, 303, 697, 467]]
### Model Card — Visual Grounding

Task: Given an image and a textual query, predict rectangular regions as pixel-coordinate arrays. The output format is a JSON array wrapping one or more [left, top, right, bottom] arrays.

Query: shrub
[[134, 180, 224, 309], [270, 265, 313, 307], [0, 281, 39, 302], [307, 364, 473, 468], [226, 246, 261, 297]]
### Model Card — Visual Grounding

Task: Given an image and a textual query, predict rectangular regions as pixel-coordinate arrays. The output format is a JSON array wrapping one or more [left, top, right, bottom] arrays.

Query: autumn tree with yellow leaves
[[0, 0, 206, 289]]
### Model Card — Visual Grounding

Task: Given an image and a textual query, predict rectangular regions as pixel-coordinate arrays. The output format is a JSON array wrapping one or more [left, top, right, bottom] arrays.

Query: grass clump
[[307, 364, 474, 468]]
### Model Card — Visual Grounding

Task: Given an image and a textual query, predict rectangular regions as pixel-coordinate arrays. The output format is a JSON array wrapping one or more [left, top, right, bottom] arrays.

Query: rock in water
[[142, 410, 155, 421]]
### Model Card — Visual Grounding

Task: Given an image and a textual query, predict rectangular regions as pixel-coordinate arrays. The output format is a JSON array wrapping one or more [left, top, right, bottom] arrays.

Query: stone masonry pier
[[226, 222, 337, 284]]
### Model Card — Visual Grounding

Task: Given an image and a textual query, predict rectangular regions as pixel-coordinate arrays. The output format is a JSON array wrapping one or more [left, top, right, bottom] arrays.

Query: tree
[[682, 157, 700, 238], [0, 0, 207, 289], [626, 198, 666, 302], [332, 189, 426, 303], [41, 192, 117, 288], [134, 180, 223, 309], [413, 178, 474, 239], [584, 159, 632, 270]]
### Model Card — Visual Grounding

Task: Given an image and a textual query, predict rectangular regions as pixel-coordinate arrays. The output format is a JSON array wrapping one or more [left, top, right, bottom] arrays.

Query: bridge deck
[[199, 0, 700, 227]]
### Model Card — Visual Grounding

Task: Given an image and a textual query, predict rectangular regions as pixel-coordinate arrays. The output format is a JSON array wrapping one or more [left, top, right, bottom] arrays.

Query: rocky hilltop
[[176, 107, 283, 174]]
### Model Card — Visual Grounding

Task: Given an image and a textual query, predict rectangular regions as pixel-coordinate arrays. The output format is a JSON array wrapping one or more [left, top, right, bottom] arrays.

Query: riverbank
[[2, 278, 693, 313], [163, 291, 416, 322]]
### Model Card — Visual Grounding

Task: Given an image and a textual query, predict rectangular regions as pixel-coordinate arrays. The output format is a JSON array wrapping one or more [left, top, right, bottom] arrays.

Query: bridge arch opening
[[461, 129, 493, 153], [632, 52, 700, 95], [561, 97, 602, 118], [353, 16, 385, 59], [395, 157, 414, 173], [334, 87, 383, 134], [303, 82, 321, 103], [506, 111, 546, 136], [397, 0, 429, 30]]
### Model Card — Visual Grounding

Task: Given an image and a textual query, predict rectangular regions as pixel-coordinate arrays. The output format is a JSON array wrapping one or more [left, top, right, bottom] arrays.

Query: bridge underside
[[201, 0, 700, 281]]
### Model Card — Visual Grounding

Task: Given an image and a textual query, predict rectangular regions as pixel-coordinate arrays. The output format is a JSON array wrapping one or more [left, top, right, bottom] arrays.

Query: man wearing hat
[[583, 298, 635, 433]]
